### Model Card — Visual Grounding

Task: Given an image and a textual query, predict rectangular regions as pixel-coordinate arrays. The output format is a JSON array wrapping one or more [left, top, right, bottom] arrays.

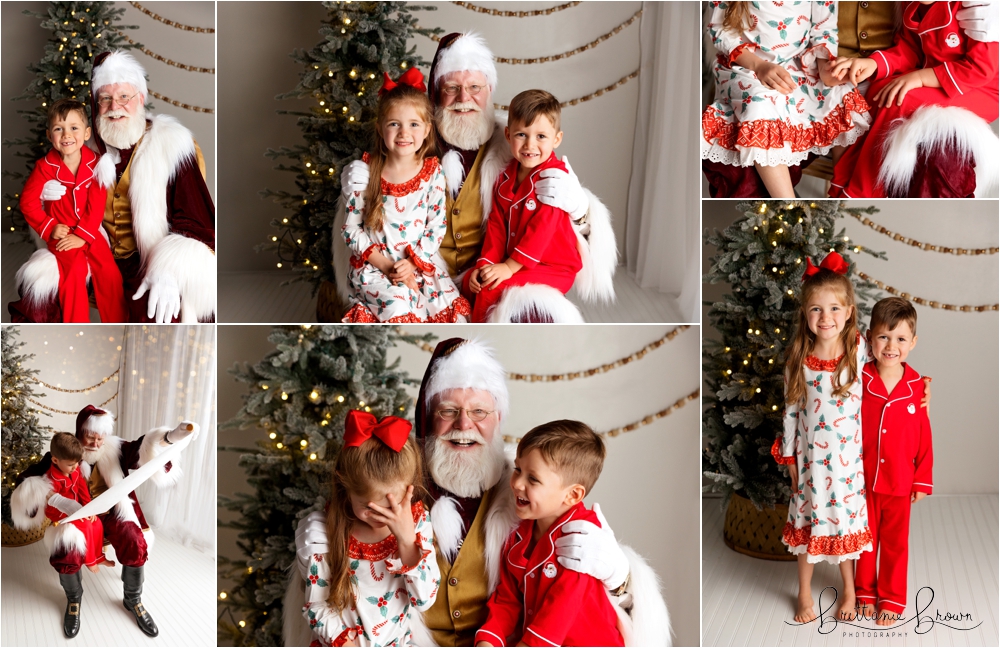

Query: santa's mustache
[[437, 429, 487, 445], [101, 108, 131, 120], [444, 101, 482, 113]]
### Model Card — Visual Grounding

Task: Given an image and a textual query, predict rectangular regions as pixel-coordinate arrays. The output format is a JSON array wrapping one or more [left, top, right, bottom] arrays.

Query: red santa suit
[[856, 362, 933, 615], [44, 464, 106, 573], [831, 1, 1000, 198], [19, 146, 127, 323], [475, 502, 624, 648], [470, 154, 583, 323]]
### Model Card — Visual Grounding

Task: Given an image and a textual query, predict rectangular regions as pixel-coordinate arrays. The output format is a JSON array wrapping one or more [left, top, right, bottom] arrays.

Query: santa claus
[[334, 33, 617, 323], [286, 338, 671, 646], [11, 405, 199, 638], [10, 49, 216, 323]]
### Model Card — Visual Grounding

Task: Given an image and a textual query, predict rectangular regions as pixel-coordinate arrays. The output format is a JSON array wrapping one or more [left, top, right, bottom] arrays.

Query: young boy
[[467, 90, 583, 322], [46, 432, 113, 637], [856, 297, 933, 625], [475, 420, 623, 647], [19, 98, 127, 323]]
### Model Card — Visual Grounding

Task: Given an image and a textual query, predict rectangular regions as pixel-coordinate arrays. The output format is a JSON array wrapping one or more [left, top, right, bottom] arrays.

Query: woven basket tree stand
[[1, 518, 49, 547], [723, 492, 796, 561], [316, 280, 349, 323]]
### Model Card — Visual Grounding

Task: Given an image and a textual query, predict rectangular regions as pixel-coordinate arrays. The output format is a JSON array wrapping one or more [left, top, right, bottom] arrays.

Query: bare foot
[[87, 563, 100, 573], [837, 593, 857, 621], [875, 608, 901, 626], [98, 557, 116, 569], [858, 601, 876, 620], [794, 593, 818, 623]]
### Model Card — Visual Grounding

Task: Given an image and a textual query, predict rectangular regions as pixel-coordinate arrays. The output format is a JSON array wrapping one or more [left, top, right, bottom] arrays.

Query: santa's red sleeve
[[476, 187, 510, 269], [19, 161, 58, 243], [166, 155, 216, 252], [475, 539, 522, 647], [73, 169, 108, 245], [932, 40, 999, 99], [871, 28, 924, 80], [912, 388, 934, 495], [507, 202, 565, 270]]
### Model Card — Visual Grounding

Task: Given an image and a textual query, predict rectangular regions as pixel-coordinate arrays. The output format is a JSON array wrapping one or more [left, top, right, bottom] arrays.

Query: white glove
[[341, 159, 370, 199], [554, 502, 630, 590], [535, 155, 589, 220], [41, 179, 67, 201], [47, 493, 83, 517], [295, 510, 329, 581], [133, 273, 181, 323], [958, 1, 1000, 42], [166, 421, 199, 445]]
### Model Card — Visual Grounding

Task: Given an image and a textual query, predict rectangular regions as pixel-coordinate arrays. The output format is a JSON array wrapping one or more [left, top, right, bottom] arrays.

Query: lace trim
[[771, 437, 796, 465], [782, 522, 873, 563], [406, 245, 437, 275], [362, 152, 440, 197], [347, 502, 425, 561]]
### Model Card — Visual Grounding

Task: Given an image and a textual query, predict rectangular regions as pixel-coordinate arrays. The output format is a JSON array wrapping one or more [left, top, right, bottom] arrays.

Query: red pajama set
[[20, 146, 127, 323], [470, 154, 582, 323], [44, 464, 106, 573], [856, 362, 933, 615]]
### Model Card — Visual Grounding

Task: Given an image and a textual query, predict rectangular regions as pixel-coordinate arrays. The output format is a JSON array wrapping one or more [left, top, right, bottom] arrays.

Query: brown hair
[[517, 420, 605, 494], [324, 435, 426, 610], [47, 98, 89, 129], [364, 85, 436, 234], [870, 297, 917, 336], [722, 2, 754, 33], [50, 432, 83, 462], [508, 89, 561, 132], [784, 270, 860, 404]]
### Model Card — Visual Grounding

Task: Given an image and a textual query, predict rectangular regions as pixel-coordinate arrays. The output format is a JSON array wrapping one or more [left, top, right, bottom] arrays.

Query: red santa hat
[[75, 405, 115, 441], [415, 338, 509, 439], [427, 32, 497, 105]]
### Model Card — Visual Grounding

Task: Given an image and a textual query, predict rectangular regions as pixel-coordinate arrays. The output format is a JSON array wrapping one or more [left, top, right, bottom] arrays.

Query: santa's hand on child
[[554, 503, 630, 590], [535, 155, 588, 220], [41, 179, 67, 201]]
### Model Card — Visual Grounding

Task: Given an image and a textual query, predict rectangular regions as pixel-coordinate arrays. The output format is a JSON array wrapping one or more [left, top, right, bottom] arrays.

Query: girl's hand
[[753, 61, 796, 95], [468, 268, 482, 294], [51, 224, 71, 240], [480, 263, 514, 290], [368, 486, 417, 560], [817, 59, 845, 87], [788, 464, 799, 493], [55, 233, 86, 252], [872, 70, 924, 107], [390, 258, 418, 284]]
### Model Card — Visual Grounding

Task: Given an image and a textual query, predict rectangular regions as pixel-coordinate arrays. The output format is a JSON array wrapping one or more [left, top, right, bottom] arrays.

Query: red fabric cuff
[[509, 248, 538, 270], [476, 257, 496, 270], [522, 627, 558, 647], [771, 437, 795, 465], [474, 629, 507, 647], [73, 226, 97, 244], [872, 50, 891, 80], [406, 245, 436, 275], [912, 484, 933, 495], [933, 64, 961, 99], [361, 244, 377, 262], [729, 42, 758, 66]]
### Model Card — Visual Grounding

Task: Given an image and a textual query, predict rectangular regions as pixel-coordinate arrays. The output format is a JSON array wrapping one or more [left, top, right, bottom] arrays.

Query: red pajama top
[[44, 463, 93, 523], [21, 146, 107, 248], [477, 154, 582, 276], [861, 362, 934, 497], [475, 502, 623, 647]]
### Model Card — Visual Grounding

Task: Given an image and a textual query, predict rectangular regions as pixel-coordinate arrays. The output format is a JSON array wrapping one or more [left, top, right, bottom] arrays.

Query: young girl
[[342, 69, 471, 323], [772, 252, 871, 623], [701, 2, 872, 198], [829, 1, 999, 197]]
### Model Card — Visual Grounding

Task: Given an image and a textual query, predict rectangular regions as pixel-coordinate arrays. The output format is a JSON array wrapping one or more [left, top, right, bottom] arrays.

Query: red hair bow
[[379, 68, 427, 96], [343, 409, 411, 452], [802, 251, 849, 282]]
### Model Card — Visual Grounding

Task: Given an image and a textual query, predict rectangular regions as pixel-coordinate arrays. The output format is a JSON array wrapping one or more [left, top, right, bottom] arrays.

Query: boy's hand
[[468, 268, 482, 294], [921, 376, 931, 413], [873, 70, 925, 107], [51, 224, 71, 240], [911, 491, 927, 504], [87, 515, 97, 522], [831, 57, 877, 87], [480, 263, 513, 290], [55, 233, 86, 252], [817, 59, 845, 87], [367, 485, 416, 548]]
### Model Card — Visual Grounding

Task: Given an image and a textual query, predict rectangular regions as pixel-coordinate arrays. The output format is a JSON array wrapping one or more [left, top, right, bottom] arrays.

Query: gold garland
[[495, 69, 639, 110], [451, 1, 580, 17], [850, 213, 998, 255], [400, 326, 689, 380], [33, 369, 119, 393], [112, 30, 214, 73], [27, 393, 118, 415], [857, 272, 999, 312], [129, 2, 215, 33], [501, 389, 700, 443], [148, 89, 214, 114], [424, 9, 641, 64]]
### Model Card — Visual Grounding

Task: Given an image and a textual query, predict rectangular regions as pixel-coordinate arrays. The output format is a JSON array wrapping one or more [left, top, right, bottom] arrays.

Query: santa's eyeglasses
[[434, 407, 494, 422], [441, 84, 485, 97], [96, 91, 141, 108]]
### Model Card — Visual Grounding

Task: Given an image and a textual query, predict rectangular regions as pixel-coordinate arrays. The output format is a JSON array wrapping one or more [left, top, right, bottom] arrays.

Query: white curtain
[[118, 325, 217, 551], [626, 1, 701, 323]]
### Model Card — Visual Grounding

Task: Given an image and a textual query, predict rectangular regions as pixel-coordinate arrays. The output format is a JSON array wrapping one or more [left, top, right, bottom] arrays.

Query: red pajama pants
[[855, 491, 911, 615], [469, 267, 576, 323], [53, 242, 127, 323]]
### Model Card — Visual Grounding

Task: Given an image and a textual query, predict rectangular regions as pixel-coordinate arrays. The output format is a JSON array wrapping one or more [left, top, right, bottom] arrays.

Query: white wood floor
[[218, 269, 684, 323], [1, 534, 216, 647], [702, 495, 999, 647]]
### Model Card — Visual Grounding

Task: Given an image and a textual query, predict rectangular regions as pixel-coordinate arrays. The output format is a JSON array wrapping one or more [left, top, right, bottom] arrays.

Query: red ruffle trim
[[406, 245, 437, 275], [804, 352, 844, 372], [362, 152, 440, 197], [349, 244, 380, 269], [348, 502, 425, 560], [783, 522, 873, 556], [385, 532, 432, 575], [728, 42, 758, 66], [342, 298, 471, 324], [702, 88, 870, 153], [771, 437, 796, 465]]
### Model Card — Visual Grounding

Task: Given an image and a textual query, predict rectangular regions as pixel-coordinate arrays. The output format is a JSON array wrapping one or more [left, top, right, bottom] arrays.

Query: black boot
[[122, 565, 158, 637], [59, 571, 83, 638]]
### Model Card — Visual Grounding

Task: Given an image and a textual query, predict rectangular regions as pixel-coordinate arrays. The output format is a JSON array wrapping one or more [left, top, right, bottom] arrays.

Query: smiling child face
[[805, 288, 853, 345], [47, 109, 91, 159], [511, 448, 579, 526], [505, 114, 562, 172], [869, 321, 917, 371], [381, 101, 430, 159]]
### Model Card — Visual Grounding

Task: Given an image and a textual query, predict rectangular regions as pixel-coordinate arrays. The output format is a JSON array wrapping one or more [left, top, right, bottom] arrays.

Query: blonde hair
[[517, 420, 605, 494], [722, 1, 754, 33], [324, 436, 425, 610], [785, 270, 859, 404], [364, 85, 436, 233]]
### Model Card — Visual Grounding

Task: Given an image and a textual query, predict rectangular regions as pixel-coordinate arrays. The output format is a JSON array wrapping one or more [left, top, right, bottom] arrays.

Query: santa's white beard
[[97, 105, 147, 150], [426, 428, 506, 498], [81, 443, 106, 465], [436, 101, 495, 151]]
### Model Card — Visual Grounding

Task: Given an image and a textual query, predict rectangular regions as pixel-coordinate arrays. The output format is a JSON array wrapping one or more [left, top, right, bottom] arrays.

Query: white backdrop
[[217, 324, 701, 647]]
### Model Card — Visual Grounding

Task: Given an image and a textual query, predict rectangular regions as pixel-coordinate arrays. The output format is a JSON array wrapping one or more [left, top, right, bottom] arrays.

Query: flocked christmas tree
[[259, 2, 441, 316], [702, 201, 885, 511], [1, 327, 52, 526], [218, 325, 435, 646], [3, 1, 137, 236]]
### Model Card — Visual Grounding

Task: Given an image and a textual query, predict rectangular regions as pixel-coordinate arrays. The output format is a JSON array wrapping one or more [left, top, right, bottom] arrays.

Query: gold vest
[[88, 465, 109, 499], [838, 1, 896, 58], [425, 486, 497, 647], [440, 147, 487, 277]]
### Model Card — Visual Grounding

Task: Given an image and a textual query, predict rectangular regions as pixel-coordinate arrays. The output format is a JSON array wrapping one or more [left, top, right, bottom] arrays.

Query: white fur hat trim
[[432, 32, 498, 91], [424, 338, 509, 422], [92, 50, 148, 100], [83, 410, 115, 437]]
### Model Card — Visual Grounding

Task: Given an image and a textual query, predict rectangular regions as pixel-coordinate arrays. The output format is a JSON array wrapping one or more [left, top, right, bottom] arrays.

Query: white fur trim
[[571, 189, 617, 304], [477, 114, 512, 219], [407, 607, 436, 647], [620, 544, 672, 647], [10, 475, 52, 530], [440, 150, 466, 200], [94, 435, 126, 490], [482, 462, 519, 594], [14, 249, 60, 309], [113, 498, 141, 526], [92, 50, 148, 100], [95, 150, 119, 189], [44, 522, 88, 558], [83, 410, 115, 437], [138, 427, 183, 488], [142, 233, 217, 321], [423, 338, 509, 422], [487, 283, 584, 324], [430, 496, 465, 564], [878, 105, 1000, 198], [432, 32, 498, 92], [333, 194, 353, 304]]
